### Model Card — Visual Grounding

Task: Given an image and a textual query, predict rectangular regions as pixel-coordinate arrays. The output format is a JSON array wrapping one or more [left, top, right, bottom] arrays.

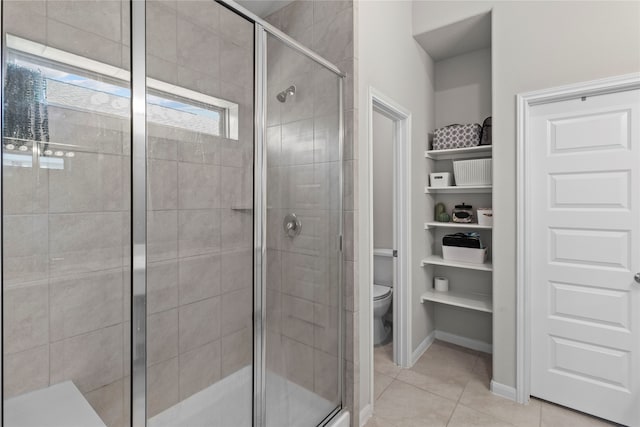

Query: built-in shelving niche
[[415, 10, 494, 353]]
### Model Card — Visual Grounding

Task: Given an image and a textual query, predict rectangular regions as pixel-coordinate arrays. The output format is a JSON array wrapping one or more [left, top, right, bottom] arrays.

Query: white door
[[530, 88, 640, 426]]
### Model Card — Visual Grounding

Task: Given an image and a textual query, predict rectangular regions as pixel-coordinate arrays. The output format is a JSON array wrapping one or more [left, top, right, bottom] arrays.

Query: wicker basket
[[453, 159, 492, 186]]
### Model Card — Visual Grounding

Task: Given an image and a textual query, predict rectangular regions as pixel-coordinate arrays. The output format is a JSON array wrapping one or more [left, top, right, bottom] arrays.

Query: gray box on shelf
[[432, 123, 481, 150]]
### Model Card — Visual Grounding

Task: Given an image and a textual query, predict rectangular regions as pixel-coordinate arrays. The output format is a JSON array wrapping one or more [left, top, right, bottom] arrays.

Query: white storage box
[[453, 158, 492, 186], [429, 172, 452, 187], [442, 246, 488, 264], [477, 208, 493, 226]]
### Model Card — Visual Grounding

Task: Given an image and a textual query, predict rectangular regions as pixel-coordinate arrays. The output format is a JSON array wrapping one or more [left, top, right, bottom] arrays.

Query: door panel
[[530, 89, 640, 426]]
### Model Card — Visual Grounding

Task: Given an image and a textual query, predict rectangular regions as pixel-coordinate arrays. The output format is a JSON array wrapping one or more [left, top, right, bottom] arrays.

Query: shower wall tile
[[147, 309, 179, 367], [220, 288, 252, 336], [47, 1, 122, 43], [313, 0, 351, 25], [85, 378, 126, 427], [3, 344, 49, 399], [148, 159, 178, 210], [220, 327, 252, 378], [178, 134, 220, 165], [2, 164, 49, 215], [50, 324, 123, 393], [178, 209, 221, 257], [220, 39, 252, 87], [312, 6, 354, 65], [220, 138, 252, 168], [48, 212, 124, 276], [148, 131, 179, 161], [266, 289, 282, 334], [219, 5, 253, 49], [147, 357, 179, 418], [3, 281, 49, 354], [282, 294, 315, 346], [48, 107, 127, 156], [283, 337, 314, 390], [2, 215, 48, 285], [279, 0, 314, 43], [147, 1, 178, 63], [48, 152, 124, 213], [219, 80, 253, 110], [178, 296, 221, 353], [177, 66, 221, 99], [3, 0, 47, 44], [281, 119, 314, 165], [179, 339, 221, 400], [177, 163, 220, 209], [266, 249, 282, 292], [178, 254, 221, 305], [49, 269, 123, 342], [220, 249, 252, 294], [176, 0, 220, 33], [176, 17, 220, 78], [314, 349, 339, 401], [147, 210, 178, 262], [46, 19, 123, 68], [147, 54, 179, 85], [281, 252, 319, 301], [220, 210, 253, 250], [147, 260, 179, 315]]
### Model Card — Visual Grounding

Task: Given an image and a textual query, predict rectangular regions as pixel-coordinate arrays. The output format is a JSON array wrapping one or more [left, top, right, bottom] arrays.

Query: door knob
[[635, 273, 640, 284]]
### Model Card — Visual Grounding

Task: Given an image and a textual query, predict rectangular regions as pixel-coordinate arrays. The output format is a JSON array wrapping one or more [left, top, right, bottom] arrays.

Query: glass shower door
[[144, 2, 254, 426], [264, 32, 343, 427], [2, 1, 132, 426]]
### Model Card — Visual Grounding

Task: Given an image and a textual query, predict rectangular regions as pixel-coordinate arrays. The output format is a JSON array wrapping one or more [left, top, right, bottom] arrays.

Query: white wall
[[372, 111, 394, 250], [413, 0, 640, 389], [356, 0, 434, 415], [435, 47, 491, 128]]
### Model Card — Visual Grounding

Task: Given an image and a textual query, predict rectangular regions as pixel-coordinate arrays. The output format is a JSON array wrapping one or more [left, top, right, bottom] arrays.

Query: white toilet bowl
[[373, 284, 392, 345]]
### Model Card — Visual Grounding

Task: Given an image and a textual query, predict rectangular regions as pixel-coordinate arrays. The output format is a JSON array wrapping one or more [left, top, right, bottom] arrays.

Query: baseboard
[[410, 331, 435, 366], [490, 380, 517, 402], [434, 330, 493, 354], [359, 404, 372, 427]]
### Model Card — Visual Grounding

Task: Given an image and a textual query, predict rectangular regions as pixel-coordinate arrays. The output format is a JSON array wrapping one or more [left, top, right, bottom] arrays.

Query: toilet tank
[[373, 248, 393, 287]]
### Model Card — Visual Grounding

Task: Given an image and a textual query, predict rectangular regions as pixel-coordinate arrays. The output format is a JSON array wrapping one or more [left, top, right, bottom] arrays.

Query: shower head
[[277, 85, 296, 103]]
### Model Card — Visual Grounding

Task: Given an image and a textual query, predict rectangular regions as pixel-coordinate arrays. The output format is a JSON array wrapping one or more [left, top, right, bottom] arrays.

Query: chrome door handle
[[635, 273, 640, 284]]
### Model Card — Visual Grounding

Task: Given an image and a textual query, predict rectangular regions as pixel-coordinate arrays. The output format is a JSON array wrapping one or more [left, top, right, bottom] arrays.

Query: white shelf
[[425, 222, 492, 230], [421, 255, 493, 272], [425, 185, 492, 194], [420, 289, 492, 313], [425, 145, 492, 160]]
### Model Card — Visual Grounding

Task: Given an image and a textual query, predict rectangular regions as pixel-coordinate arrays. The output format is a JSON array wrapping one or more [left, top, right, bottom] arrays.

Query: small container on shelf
[[429, 172, 452, 187], [442, 232, 488, 264], [452, 203, 473, 223], [477, 208, 493, 226]]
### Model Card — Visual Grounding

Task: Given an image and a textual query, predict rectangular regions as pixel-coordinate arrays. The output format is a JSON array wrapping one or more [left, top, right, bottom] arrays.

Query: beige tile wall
[[3, 1, 254, 426]]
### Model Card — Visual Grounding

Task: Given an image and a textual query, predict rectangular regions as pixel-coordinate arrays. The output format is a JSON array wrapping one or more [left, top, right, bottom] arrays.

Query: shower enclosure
[[1, 1, 344, 426]]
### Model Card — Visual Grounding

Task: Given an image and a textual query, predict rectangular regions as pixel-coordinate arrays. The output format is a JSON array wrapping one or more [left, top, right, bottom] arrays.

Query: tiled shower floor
[[366, 341, 616, 427]]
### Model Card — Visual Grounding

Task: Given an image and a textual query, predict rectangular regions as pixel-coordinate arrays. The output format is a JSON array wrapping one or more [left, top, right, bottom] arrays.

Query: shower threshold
[[149, 366, 335, 427]]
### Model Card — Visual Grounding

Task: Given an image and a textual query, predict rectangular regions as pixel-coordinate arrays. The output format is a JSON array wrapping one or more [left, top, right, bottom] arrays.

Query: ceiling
[[235, 0, 295, 18], [414, 12, 491, 61]]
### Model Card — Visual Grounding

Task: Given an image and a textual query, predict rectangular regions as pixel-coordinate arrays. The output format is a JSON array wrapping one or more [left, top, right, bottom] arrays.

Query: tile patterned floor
[[365, 341, 617, 427]]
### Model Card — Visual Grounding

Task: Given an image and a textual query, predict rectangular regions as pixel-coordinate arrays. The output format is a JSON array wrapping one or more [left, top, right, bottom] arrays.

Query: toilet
[[373, 249, 393, 345]]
